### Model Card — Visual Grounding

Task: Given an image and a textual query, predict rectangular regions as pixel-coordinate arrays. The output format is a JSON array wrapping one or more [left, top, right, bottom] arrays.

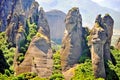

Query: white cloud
[[35, 0, 53, 3], [91, 0, 104, 3]]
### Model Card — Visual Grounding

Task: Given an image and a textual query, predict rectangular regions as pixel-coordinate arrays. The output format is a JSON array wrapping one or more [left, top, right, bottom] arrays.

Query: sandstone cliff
[[60, 7, 82, 71], [38, 7, 50, 40], [14, 8, 53, 77], [89, 14, 114, 78], [0, 0, 35, 31]]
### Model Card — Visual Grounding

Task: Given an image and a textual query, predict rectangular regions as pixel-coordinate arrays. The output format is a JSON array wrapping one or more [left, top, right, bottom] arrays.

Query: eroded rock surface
[[60, 7, 82, 71], [89, 14, 114, 78], [15, 27, 53, 78], [38, 7, 50, 40], [90, 22, 107, 78], [14, 7, 53, 77]]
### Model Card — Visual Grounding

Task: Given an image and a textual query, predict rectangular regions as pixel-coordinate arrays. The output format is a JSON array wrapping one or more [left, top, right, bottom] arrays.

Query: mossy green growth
[[18, 26, 25, 33], [17, 53, 24, 64], [94, 22, 101, 28], [0, 32, 15, 73], [12, 72, 37, 80], [72, 59, 105, 80], [26, 19, 37, 42], [107, 49, 120, 80], [53, 51, 62, 72], [105, 13, 110, 16], [50, 50, 64, 80]]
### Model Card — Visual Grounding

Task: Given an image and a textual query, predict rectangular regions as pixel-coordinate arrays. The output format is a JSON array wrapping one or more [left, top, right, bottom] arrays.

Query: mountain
[[46, 10, 66, 39], [44, 0, 120, 40]]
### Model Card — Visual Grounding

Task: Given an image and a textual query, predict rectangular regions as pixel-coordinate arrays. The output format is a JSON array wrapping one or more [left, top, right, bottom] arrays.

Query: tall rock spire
[[60, 7, 82, 71], [14, 8, 53, 78], [38, 7, 50, 40], [89, 14, 114, 78]]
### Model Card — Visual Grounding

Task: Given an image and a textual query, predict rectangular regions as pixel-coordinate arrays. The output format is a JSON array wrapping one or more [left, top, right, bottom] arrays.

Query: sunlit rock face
[[90, 23, 107, 78], [14, 8, 53, 78], [60, 7, 83, 71], [0, 0, 39, 46], [89, 14, 114, 78]]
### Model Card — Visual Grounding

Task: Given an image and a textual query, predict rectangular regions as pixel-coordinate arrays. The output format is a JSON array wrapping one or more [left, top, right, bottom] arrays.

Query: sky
[[35, 0, 120, 13], [35, 0, 120, 35], [91, 0, 120, 12]]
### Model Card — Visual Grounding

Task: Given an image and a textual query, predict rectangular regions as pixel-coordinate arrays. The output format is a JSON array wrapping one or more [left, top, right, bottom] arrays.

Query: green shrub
[[50, 73, 64, 80], [51, 50, 64, 79], [7, 58, 13, 65], [17, 53, 24, 63], [12, 72, 37, 80], [5, 69, 11, 76], [0, 73, 8, 80], [30, 76, 47, 80], [72, 59, 95, 80]]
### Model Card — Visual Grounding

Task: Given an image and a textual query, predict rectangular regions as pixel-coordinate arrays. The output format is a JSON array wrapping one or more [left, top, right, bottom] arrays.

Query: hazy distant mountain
[[111, 35, 120, 46], [46, 10, 66, 39], [45, 0, 120, 39]]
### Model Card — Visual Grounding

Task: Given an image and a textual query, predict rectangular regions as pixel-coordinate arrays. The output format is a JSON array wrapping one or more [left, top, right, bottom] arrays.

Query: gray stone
[[89, 14, 114, 78], [60, 7, 82, 71], [90, 23, 107, 78]]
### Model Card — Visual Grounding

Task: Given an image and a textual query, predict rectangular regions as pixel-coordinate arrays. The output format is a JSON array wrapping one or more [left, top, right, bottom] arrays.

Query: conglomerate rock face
[[0, 0, 35, 31], [6, 14, 26, 46], [0, 0, 39, 46], [102, 14, 114, 61], [60, 7, 82, 71], [0, 0, 53, 78], [15, 27, 53, 78], [90, 22, 107, 78], [38, 7, 50, 40], [89, 14, 114, 78], [14, 8, 53, 77]]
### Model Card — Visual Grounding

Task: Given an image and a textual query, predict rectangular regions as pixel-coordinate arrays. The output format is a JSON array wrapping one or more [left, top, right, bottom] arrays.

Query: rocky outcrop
[[38, 7, 50, 40], [94, 14, 114, 61], [28, 1, 39, 23], [0, 0, 35, 31], [60, 7, 82, 71], [15, 27, 53, 78], [6, 14, 26, 46], [0, 0, 38, 45], [90, 22, 107, 78], [89, 14, 114, 78], [115, 37, 120, 50], [14, 8, 53, 77], [13, 23, 26, 70], [102, 14, 114, 61], [0, 0, 15, 31], [46, 10, 66, 39]]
